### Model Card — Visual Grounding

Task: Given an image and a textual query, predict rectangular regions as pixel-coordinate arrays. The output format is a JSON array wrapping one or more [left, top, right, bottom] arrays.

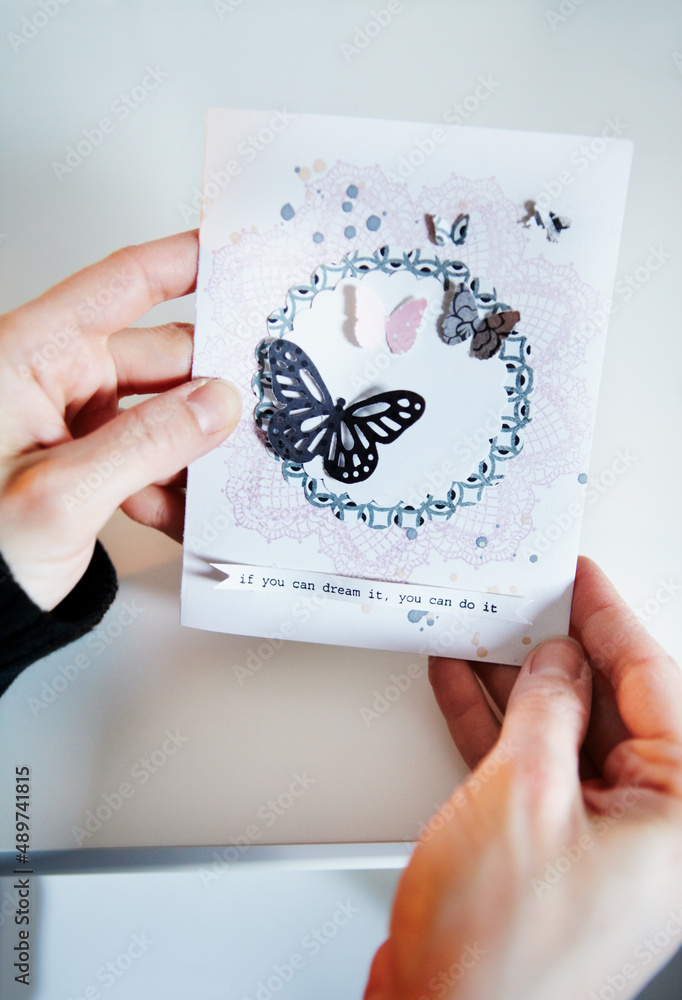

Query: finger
[[500, 636, 592, 813], [581, 665, 631, 774], [120, 484, 186, 542], [471, 659, 601, 780], [109, 322, 195, 396], [5, 379, 241, 549], [571, 556, 682, 744], [428, 657, 501, 769], [5, 230, 199, 354], [470, 661, 517, 714]]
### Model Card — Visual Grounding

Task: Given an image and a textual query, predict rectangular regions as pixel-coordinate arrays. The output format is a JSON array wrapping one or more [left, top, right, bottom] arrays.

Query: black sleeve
[[0, 541, 118, 697]]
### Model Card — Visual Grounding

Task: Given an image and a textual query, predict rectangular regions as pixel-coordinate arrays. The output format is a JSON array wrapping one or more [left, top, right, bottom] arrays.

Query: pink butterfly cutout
[[353, 285, 427, 354]]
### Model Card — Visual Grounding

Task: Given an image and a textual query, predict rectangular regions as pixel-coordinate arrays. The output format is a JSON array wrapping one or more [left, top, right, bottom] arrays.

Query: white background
[[0, 1, 681, 997]]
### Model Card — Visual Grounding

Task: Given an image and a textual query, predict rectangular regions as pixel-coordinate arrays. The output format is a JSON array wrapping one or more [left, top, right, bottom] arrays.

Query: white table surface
[[1, 0, 681, 853]]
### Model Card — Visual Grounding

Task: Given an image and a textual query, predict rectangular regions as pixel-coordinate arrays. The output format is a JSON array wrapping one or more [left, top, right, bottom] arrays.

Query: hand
[[0, 231, 241, 611], [364, 557, 682, 1000]]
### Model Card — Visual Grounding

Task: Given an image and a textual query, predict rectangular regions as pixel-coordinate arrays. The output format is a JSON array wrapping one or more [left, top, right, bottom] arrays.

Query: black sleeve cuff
[[0, 541, 118, 697]]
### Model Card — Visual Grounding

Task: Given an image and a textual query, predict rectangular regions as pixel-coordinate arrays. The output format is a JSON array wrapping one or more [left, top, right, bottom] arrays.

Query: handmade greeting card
[[180, 110, 632, 665]]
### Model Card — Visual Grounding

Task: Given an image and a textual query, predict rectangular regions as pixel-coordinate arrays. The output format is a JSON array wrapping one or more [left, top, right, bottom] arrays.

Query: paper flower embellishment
[[442, 284, 521, 360]]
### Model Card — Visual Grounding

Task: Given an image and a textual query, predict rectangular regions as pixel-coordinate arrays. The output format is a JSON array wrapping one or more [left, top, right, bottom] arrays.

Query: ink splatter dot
[[407, 609, 428, 624], [476, 536, 488, 548], [522, 636, 531, 645], [342, 201, 353, 212], [578, 473, 588, 484], [530, 554, 538, 563], [297, 166, 311, 181], [476, 647, 488, 658], [280, 203, 295, 221], [344, 226, 356, 239], [312, 231, 324, 243], [406, 528, 417, 540], [471, 632, 480, 647], [366, 215, 381, 231], [346, 184, 358, 198], [313, 158, 326, 172]]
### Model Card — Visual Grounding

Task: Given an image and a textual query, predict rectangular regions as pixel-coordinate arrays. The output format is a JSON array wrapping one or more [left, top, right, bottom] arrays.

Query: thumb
[[500, 636, 592, 802]]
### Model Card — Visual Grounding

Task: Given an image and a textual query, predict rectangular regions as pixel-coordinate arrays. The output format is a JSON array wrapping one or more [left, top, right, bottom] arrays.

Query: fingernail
[[528, 636, 586, 680], [187, 379, 242, 435]]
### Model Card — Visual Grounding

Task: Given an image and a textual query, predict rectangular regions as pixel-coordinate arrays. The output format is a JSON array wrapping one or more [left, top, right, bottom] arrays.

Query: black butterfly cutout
[[265, 339, 425, 484], [441, 285, 520, 360]]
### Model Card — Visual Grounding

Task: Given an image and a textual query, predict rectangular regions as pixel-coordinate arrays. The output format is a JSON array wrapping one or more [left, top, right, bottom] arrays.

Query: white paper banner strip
[[211, 563, 530, 625]]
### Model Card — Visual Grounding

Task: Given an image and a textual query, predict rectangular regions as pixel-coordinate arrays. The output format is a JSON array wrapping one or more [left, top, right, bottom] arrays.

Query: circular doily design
[[253, 247, 533, 531]]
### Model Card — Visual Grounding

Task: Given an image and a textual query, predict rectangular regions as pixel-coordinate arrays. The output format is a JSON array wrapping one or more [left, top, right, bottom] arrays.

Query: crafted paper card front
[[180, 109, 632, 665]]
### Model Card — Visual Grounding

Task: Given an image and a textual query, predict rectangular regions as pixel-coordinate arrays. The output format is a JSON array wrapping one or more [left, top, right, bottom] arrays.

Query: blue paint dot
[[476, 536, 488, 548], [294, 166, 300, 173], [407, 610, 428, 623], [344, 225, 356, 239], [312, 232, 324, 243], [382, 211, 387, 216], [280, 203, 295, 221], [406, 528, 417, 540], [578, 473, 587, 484], [530, 554, 538, 563], [427, 619, 434, 627], [346, 184, 358, 198], [366, 215, 381, 231], [342, 201, 353, 212]]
